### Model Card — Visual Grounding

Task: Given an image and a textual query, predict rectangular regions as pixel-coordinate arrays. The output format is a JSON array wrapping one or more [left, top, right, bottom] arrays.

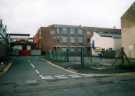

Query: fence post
[[81, 47, 84, 68], [66, 48, 69, 63]]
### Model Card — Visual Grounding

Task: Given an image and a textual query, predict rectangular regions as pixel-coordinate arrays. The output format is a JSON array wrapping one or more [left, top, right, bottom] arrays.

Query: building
[[34, 24, 121, 55], [33, 24, 91, 54], [8, 33, 30, 43], [9, 33, 34, 55], [82, 27, 121, 55], [90, 29, 121, 49], [121, 2, 135, 58]]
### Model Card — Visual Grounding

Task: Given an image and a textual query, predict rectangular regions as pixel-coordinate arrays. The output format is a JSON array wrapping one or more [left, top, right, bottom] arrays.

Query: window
[[56, 36, 61, 42], [61, 48, 66, 52], [61, 37, 67, 42], [70, 48, 75, 52], [57, 28, 61, 34], [70, 37, 75, 43], [78, 29, 83, 35], [70, 28, 75, 34], [62, 28, 67, 34], [50, 31, 55, 35], [78, 37, 83, 43]]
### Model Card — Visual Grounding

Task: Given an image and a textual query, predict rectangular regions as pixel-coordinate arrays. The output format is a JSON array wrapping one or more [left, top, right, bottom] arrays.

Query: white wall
[[91, 32, 121, 50]]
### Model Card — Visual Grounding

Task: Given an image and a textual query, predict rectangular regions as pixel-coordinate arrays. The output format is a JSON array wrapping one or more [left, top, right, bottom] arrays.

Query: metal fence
[[45, 47, 123, 72]]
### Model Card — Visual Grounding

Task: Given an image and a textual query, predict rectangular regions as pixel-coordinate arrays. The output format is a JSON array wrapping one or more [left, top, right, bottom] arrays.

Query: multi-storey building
[[33, 24, 90, 54], [34, 24, 121, 55], [121, 2, 135, 58]]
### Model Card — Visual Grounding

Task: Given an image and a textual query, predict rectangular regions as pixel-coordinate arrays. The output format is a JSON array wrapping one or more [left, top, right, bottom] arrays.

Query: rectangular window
[[70, 37, 75, 43], [70, 48, 75, 52], [57, 28, 61, 34], [78, 29, 83, 35], [50, 31, 55, 35], [78, 37, 83, 43], [70, 28, 75, 34], [62, 28, 67, 33], [62, 37, 67, 42]]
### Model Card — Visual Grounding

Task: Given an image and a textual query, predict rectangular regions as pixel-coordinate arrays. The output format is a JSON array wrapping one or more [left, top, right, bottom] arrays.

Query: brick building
[[34, 24, 121, 56], [33, 24, 91, 54], [121, 2, 135, 58]]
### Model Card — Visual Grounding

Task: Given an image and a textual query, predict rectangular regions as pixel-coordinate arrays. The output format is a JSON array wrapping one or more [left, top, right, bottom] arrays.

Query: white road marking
[[42, 59, 77, 74], [35, 69, 40, 74], [39, 74, 113, 80], [25, 80, 38, 85], [41, 75, 55, 80], [54, 75, 69, 79], [68, 74, 82, 78], [30, 63, 35, 69], [81, 74, 95, 77], [28, 60, 111, 81]]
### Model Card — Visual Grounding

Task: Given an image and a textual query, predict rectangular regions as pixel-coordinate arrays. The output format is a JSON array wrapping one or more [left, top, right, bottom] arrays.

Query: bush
[[117, 63, 135, 70]]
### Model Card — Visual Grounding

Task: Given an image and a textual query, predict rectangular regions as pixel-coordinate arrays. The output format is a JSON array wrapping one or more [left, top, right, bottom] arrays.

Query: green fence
[[45, 47, 92, 67]]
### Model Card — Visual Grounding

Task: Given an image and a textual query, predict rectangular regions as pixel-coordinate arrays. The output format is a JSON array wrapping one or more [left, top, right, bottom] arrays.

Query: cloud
[[0, 0, 134, 36]]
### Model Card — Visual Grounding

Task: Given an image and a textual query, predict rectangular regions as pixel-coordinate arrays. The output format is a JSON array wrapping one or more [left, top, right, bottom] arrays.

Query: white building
[[91, 32, 121, 50]]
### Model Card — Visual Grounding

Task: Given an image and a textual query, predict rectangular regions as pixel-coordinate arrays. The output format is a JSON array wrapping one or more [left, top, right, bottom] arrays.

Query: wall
[[91, 32, 121, 50], [121, 2, 135, 58]]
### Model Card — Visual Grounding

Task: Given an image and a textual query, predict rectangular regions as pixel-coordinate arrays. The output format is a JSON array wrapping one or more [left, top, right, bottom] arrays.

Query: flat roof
[[8, 33, 30, 36]]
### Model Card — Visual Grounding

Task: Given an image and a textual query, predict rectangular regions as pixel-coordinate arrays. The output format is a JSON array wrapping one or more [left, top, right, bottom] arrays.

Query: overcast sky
[[0, 0, 134, 36]]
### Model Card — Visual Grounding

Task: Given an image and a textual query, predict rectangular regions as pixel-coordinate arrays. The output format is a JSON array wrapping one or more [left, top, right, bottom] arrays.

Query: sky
[[0, 0, 134, 36]]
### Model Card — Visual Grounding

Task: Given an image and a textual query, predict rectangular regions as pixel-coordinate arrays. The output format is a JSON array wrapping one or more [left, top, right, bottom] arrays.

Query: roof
[[121, 2, 135, 19], [8, 33, 30, 36], [48, 24, 81, 28], [83, 27, 121, 33]]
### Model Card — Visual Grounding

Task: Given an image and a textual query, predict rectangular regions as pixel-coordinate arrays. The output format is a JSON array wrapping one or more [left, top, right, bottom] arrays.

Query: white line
[[39, 74, 43, 78], [35, 69, 40, 74], [28, 60, 44, 80], [30, 63, 36, 69], [54, 75, 69, 79], [41, 75, 55, 80], [68, 74, 82, 78], [44, 59, 78, 74]]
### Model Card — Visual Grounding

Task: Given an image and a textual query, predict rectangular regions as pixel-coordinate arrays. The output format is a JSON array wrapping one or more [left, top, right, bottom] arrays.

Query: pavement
[[0, 56, 135, 96]]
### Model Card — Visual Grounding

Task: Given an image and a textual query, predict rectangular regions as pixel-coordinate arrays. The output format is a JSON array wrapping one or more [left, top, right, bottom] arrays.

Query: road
[[0, 56, 135, 96]]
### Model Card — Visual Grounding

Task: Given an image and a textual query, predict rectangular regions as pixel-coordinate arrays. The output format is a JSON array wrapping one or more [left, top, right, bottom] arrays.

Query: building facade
[[83, 27, 121, 56], [33, 24, 90, 53], [34, 25, 121, 56], [121, 2, 135, 58], [91, 31, 121, 50]]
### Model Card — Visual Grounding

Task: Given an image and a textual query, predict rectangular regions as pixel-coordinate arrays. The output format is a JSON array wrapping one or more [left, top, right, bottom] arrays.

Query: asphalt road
[[0, 56, 135, 96]]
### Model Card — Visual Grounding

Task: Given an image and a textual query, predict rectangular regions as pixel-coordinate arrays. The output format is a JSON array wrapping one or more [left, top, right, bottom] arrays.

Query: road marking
[[68, 74, 82, 78], [30, 63, 35, 69], [54, 75, 69, 79], [41, 75, 55, 80], [25, 80, 38, 85], [42, 59, 78, 74], [35, 69, 40, 74]]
